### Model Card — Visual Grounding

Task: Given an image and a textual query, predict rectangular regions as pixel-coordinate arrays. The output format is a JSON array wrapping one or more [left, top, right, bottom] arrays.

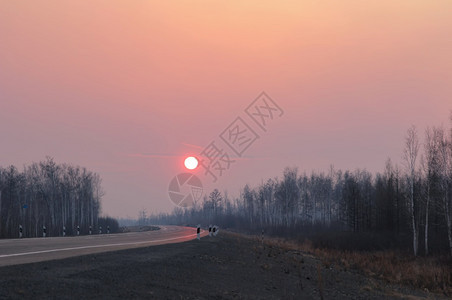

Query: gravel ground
[[0, 231, 447, 299]]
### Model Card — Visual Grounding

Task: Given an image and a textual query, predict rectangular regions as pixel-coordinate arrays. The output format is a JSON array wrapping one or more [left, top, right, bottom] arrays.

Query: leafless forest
[[150, 117, 452, 257], [0, 157, 118, 238]]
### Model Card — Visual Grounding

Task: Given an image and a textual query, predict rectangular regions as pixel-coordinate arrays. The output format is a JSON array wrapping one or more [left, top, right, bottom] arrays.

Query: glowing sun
[[184, 156, 198, 170]]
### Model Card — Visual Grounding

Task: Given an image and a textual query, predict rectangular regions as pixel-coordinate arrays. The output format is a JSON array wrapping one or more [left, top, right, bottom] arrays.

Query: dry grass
[[231, 232, 452, 296]]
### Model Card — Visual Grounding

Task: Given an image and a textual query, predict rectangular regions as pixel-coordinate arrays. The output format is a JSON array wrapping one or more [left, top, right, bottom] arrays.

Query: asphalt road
[[0, 226, 205, 267]]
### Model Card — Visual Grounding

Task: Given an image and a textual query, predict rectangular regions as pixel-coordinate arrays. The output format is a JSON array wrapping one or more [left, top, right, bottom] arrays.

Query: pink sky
[[1, 1, 451, 218]]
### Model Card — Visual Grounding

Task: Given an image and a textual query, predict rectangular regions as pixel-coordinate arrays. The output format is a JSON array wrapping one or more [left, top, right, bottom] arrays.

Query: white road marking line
[[0, 231, 204, 258]]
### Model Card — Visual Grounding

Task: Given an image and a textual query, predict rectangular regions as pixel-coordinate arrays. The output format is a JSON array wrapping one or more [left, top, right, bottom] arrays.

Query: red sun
[[184, 156, 198, 170]]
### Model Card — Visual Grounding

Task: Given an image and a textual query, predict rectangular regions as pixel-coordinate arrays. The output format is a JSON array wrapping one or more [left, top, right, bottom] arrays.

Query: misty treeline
[[0, 157, 118, 238], [149, 116, 452, 257]]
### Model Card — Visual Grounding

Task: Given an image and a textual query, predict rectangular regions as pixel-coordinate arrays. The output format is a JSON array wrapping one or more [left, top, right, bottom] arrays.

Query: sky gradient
[[1, 1, 451, 218]]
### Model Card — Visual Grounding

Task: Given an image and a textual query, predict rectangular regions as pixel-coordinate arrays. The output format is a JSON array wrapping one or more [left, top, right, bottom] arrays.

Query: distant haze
[[1, 1, 451, 218]]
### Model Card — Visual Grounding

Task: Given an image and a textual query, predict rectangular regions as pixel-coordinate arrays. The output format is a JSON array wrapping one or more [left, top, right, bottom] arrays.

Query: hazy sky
[[1, 1, 451, 218]]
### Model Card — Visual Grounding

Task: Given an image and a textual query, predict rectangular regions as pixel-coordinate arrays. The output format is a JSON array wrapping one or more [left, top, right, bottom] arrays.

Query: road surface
[[0, 225, 204, 267]]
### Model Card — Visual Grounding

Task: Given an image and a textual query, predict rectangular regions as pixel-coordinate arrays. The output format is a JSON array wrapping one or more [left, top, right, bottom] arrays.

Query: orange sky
[[1, 1, 451, 218]]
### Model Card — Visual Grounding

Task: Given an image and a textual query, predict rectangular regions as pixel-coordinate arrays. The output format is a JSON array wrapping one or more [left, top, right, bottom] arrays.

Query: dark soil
[[0, 231, 446, 299]]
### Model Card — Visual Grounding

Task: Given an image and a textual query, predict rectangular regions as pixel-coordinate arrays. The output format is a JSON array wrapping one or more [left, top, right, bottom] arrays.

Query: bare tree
[[403, 126, 420, 256], [435, 126, 452, 256], [209, 189, 223, 217], [138, 208, 147, 225], [422, 127, 440, 255]]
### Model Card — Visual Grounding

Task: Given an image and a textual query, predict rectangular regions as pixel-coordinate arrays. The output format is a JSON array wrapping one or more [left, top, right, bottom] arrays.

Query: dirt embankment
[[0, 231, 447, 299]]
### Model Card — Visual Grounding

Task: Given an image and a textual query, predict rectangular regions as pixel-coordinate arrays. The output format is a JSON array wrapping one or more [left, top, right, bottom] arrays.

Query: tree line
[[149, 115, 452, 256], [0, 157, 117, 238]]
